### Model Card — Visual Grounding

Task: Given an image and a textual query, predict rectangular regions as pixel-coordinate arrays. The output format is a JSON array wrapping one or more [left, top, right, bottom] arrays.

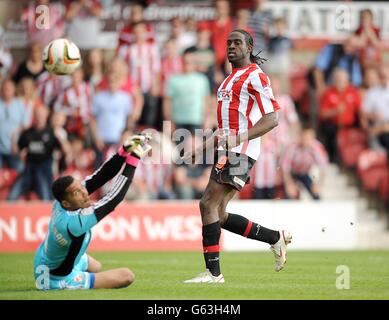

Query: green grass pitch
[[0, 250, 388, 300]]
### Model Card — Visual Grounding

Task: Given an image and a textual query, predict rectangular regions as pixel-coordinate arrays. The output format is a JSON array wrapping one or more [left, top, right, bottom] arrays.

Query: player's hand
[[123, 133, 152, 158], [217, 130, 241, 150]]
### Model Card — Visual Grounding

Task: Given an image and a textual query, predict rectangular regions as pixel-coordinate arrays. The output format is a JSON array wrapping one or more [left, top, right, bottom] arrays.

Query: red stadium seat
[[378, 170, 389, 202], [357, 150, 387, 178], [0, 168, 19, 200], [360, 166, 388, 192], [337, 128, 369, 168]]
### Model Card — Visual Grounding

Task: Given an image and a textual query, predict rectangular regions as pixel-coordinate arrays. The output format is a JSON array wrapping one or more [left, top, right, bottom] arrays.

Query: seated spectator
[[0, 79, 29, 172], [21, 0, 65, 47], [310, 35, 362, 98], [163, 51, 211, 134], [281, 126, 329, 200], [90, 71, 134, 168], [84, 48, 104, 87], [13, 41, 45, 84], [65, 0, 103, 50], [361, 64, 389, 158], [359, 67, 380, 101], [53, 68, 94, 143], [17, 77, 44, 126], [267, 17, 292, 75], [117, 2, 155, 49], [7, 106, 70, 200], [354, 9, 381, 70], [319, 68, 361, 162], [308, 35, 362, 130]]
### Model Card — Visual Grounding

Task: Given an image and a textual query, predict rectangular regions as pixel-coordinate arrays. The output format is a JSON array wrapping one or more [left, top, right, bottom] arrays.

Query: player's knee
[[120, 268, 135, 287], [199, 195, 217, 214], [95, 261, 103, 272]]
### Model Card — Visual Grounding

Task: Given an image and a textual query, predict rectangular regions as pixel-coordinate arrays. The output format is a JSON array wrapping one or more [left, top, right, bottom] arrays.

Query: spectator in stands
[[319, 68, 361, 162], [281, 126, 329, 200], [309, 35, 362, 131], [125, 131, 175, 201], [65, 0, 103, 50], [210, 0, 233, 84], [163, 51, 211, 134], [7, 106, 70, 200], [0, 26, 13, 81], [161, 38, 183, 96], [53, 68, 94, 144], [117, 2, 154, 49], [252, 133, 280, 200], [185, 22, 216, 93], [235, 9, 254, 35], [90, 70, 134, 168], [36, 71, 71, 108], [270, 74, 300, 152], [361, 65, 389, 158], [84, 48, 104, 87], [248, 0, 273, 54], [21, 0, 65, 47], [170, 17, 197, 54], [354, 9, 381, 70], [0, 79, 29, 172], [311, 35, 362, 98], [360, 67, 380, 101], [173, 135, 211, 200], [97, 57, 143, 124], [17, 77, 44, 127], [267, 17, 292, 75], [13, 42, 45, 84], [118, 21, 161, 128]]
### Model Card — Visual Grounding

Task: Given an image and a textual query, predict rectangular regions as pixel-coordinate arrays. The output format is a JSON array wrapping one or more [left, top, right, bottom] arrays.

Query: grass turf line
[[0, 251, 388, 300]]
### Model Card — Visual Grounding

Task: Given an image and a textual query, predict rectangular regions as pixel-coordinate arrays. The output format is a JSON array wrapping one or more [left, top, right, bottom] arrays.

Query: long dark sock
[[202, 221, 221, 276], [222, 213, 280, 245]]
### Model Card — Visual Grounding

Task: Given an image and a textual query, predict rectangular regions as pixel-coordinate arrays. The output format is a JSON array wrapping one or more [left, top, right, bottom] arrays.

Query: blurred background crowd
[[0, 0, 388, 213]]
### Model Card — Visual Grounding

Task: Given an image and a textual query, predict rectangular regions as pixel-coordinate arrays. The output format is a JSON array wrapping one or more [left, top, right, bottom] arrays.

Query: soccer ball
[[42, 38, 81, 75]]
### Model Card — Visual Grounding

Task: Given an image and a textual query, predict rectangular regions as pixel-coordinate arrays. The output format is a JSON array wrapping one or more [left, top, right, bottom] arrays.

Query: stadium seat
[[378, 170, 389, 202], [357, 149, 387, 178], [360, 166, 388, 192], [0, 168, 19, 200], [337, 128, 368, 168]]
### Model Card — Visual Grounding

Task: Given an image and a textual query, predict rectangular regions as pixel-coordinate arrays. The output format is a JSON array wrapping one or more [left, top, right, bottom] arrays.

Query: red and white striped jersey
[[53, 82, 94, 138], [217, 63, 280, 160], [254, 135, 281, 188], [53, 82, 93, 121], [281, 140, 329, 175], [36, 72, 71, 107], [118, 43, 161, 93]]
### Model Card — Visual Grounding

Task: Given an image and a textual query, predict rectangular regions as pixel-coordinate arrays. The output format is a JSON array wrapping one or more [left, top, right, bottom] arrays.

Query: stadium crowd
[[0, 0, 387, 212]]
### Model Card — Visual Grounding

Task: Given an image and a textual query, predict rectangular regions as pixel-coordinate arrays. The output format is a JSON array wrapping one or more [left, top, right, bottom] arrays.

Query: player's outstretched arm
[[83, 134, 150, 195], [68, 137, 152, 236]]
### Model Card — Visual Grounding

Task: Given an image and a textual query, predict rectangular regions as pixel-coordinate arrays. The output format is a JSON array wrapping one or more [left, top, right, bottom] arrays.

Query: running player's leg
[[93, 268, 135, 289], [87, 255, 102, 273], [185, 179, 232, 283]]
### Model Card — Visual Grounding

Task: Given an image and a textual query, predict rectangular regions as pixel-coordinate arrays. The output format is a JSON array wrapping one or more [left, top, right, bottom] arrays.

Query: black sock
[[202, 221, 221, 276], [222, 213, 280, 245]]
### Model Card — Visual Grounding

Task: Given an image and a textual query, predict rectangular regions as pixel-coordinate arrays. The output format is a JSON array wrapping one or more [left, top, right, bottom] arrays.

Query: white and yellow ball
[[42, 38, 81, 75]]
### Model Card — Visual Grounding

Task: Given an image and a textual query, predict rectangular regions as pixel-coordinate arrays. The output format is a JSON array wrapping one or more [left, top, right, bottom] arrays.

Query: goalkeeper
[[33, 134, 151, 290]]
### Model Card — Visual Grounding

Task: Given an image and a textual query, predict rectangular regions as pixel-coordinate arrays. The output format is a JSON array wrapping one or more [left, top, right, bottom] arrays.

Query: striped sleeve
[[247, 70, 280, 115], [68, 164, 136, 236]]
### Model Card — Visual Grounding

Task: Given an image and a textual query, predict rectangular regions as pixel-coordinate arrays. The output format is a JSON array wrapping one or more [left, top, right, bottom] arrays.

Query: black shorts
[[210, 150, 256, 191]]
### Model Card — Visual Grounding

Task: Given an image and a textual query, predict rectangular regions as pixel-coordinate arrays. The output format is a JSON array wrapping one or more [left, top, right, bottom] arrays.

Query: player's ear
[[61, 199, 71, 209]]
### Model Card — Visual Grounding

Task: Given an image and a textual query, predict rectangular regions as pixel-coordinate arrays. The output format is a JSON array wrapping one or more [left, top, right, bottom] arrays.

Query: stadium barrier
[[0, 201, 357, 252]]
